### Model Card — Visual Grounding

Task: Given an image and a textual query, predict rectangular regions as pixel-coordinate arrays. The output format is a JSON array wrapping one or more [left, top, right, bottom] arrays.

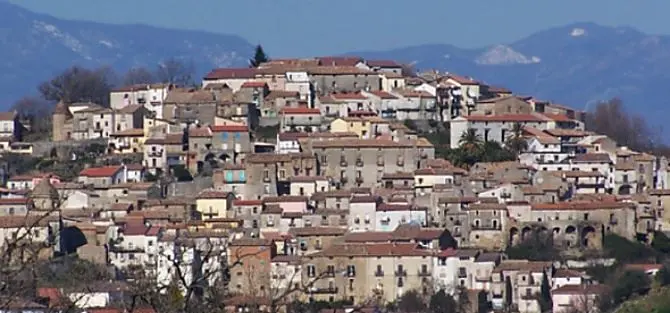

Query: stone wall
[[31, 138, 108, 158], [166, 176, 213, 198]]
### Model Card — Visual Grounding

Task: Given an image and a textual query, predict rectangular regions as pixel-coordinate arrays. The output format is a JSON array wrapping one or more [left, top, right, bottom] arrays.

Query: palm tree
[[459, 128, 482, 153], [505, 122, 528, 155]]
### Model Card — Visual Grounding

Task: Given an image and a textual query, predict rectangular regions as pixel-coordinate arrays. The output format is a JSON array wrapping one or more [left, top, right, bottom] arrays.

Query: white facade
[[348, 201, 376, 232], [276, 137, 301, 154], [375, 206, 427, 231], [449, 115, 552, 149], [110, 85, 169, 118], [285, 71, 312, 103]]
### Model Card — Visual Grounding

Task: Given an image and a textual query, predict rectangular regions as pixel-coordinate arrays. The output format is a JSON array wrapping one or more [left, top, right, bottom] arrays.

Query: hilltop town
[[0, 55, 667, 313]]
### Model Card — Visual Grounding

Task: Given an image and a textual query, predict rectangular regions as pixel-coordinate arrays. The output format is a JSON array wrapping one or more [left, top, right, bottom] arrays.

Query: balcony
[[355, 159, 364, 167], [311, 286, 338, 294], [323, 271, 336, 278], [340, 160, 348, 167], [471, 224, 502, 231], [340, 176, 348, 183], [418, 270, 431, 277], [395, 269, 407, 277], [609, 219, 618, 225], [375, 270, 384, 277], [458, 271, 467, 278], [148, 150, 163, 157], [263, 176, 271, 183], [355, 177, 363, 183]]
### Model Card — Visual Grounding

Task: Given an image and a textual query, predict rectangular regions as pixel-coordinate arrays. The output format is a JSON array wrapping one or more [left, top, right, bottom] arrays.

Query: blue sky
[[7, 0, 670, 56]]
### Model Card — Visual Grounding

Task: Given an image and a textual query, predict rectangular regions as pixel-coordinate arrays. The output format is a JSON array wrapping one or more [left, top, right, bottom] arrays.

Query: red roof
[[204, 68, 257, 80], [447, 74, 479, 85], [317, 56, 362, 66], [464, 114, 547, 122], [210, 125, 248, 132], [625, 263, 663, 272], [280, 107, 321, 115], [367, 60, 401, 68], [233, 199, 263, 206], [331, 92, 368, 100], [542, 113, 574, 122], [79, 166, 122, 178], [0, 198, 31, 205], [241, 81, 268, 88], [369, 91, 398, 99]]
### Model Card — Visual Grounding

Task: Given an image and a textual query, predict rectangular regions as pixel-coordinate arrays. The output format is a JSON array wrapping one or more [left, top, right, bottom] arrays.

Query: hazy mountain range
[[1, 1, 669, 127]]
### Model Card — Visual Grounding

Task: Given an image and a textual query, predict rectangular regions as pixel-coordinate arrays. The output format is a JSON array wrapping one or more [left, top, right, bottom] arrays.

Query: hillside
[[350, 22, 670, 128], [0, 1, 253, 105]]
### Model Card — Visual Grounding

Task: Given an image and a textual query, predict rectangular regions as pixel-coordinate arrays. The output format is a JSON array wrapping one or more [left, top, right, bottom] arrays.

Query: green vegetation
[[249, 44, 269, 68], [505, 231, 559, 261], [255, 125, 280, 141], [405, 120, 516, 168], [604, 234, 659, 263]]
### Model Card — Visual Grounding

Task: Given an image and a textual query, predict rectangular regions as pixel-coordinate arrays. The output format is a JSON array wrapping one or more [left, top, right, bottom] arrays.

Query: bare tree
[[123, 67, 156, 86], [155, 58, 195, 86], [38, 66, 116, 106], [585, 98, 663, 153], [10, 96, 52, 140], [564, 291, 603, 313]]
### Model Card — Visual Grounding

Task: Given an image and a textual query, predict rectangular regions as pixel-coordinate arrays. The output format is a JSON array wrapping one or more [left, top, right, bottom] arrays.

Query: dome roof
[[31, 177, 60, 200]]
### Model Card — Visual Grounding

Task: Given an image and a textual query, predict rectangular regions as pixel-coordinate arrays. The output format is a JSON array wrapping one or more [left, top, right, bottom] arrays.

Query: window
[[307, 265, 316, 277], [346, 265, 356, 277]]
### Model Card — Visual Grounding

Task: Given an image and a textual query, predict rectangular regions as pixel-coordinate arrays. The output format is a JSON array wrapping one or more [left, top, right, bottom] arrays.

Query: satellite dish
[[467, 89, 477, 99]]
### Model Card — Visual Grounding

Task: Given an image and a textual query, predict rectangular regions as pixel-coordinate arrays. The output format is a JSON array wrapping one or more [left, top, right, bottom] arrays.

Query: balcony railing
[[311, 286, 338, 294], [375, 270, 384, 277], [418, 270, 431, 277], [471, 224, 502, 231], [395, 269, 407, 277]]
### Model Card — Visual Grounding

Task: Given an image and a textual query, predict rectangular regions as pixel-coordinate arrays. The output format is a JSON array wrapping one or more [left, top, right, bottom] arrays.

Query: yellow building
[[109, 128, 145, 154], [195, 189, 234, 220], [330, 117, 371, 139]]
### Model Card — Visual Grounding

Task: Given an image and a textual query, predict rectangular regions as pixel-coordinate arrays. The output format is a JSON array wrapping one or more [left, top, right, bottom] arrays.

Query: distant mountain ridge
[[348, 22, 670, 128], [0, 1, 253, 106]]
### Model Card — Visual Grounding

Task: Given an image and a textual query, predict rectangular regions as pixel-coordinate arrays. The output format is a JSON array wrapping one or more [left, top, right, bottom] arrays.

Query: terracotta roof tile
[[79, 166, 122, 178], [464, 114, 547, 122], [210, 125, 248, 132], [204, 68, 257, 80]]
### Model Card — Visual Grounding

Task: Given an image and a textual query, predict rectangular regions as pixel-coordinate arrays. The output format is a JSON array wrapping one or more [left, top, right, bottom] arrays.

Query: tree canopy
[[39, 66, 115, 106], [249, 44, 269, 68], [586, 98, 660, 153]]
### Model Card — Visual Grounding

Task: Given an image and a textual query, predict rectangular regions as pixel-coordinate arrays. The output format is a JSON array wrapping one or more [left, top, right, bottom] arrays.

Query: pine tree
[[505, 276, 513, 310], [249, 44, 269, 68], [538, 271, 552, 312]]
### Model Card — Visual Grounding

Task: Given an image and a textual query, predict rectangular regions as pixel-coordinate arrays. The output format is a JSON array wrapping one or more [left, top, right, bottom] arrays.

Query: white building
[[375, 204, 427, 232], [449, 114, 553, 149], [110, 84, 170, 118]]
